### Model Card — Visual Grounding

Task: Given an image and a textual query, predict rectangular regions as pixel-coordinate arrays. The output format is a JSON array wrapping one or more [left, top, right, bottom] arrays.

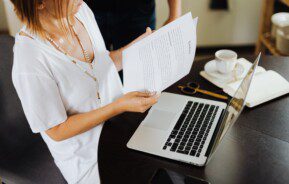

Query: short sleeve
[[12, 74, 67, 133], [81, 2, 96, 19]]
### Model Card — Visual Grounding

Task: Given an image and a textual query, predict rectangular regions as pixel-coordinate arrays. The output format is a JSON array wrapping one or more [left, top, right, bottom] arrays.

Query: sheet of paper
[[123, 13, 198, 93]]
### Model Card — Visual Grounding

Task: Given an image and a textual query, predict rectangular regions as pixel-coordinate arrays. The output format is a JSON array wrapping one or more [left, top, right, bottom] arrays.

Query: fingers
[[138, 97, 158, 113], [133, 91, 157, 97], [142, 95, 159, 106], [125, 91, 160, 113], [145, 27, 152, 35], [136, 27, 152, 40], [141, 104, 154, 112]]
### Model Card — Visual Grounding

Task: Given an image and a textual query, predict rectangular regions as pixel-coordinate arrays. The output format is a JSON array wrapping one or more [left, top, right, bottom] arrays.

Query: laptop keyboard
[[162, 101, 219, 157]]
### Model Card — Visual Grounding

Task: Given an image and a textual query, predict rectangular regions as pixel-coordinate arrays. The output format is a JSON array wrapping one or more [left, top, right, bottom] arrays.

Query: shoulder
[[14, 32, 45, 60], [13, 33, 51, 77], [77, 2, 95, 19]]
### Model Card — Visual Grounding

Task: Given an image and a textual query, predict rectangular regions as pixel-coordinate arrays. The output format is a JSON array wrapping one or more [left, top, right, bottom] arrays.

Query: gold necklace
[[71, 25, 92, 65], [46, 32, 101, 100]]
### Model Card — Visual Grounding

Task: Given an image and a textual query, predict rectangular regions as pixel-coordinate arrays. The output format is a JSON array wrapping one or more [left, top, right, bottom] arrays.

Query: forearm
[[109, 48, 124, 71], [167, 0, 182, 19], [46, 101, 123, 141]]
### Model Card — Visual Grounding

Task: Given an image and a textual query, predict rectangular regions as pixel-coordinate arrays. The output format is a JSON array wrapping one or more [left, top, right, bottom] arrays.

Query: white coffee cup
[[215, 50, 237, 74]]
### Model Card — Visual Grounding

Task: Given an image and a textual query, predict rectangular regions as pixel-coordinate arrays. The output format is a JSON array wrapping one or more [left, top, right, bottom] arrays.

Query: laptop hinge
[[205, 109, 225, 157]]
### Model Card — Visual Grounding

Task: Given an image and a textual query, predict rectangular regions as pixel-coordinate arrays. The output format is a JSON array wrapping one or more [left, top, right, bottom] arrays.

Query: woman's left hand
[[109, 27, 153, 71]]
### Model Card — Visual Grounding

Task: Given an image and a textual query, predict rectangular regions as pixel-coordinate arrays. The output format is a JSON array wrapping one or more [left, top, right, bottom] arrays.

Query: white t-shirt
[[12, 3, 123, 184]]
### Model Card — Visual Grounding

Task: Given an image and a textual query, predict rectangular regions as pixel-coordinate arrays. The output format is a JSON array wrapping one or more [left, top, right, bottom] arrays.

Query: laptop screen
[[207, 54, 261, 160]]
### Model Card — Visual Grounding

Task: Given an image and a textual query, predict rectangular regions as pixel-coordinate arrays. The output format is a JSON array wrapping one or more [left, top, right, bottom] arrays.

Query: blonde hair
[[10, 0, 74, 39]]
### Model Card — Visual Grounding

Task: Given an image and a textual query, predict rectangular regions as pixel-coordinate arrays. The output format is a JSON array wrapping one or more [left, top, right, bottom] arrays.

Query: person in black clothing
[[86, 0, 182, 50]]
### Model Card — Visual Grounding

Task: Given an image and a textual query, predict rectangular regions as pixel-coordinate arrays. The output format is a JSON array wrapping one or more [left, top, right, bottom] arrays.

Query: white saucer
[[204, 60, 245, 81]]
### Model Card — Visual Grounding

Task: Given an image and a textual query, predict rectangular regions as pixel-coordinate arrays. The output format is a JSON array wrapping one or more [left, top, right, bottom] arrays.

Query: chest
[[45, 51, 123, 115], [57, 23, 95, 64], [50, 58, 101, 115]]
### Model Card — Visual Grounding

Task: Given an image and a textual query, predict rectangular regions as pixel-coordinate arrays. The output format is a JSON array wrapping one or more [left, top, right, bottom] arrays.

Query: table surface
[[98, 56, 289, 184]]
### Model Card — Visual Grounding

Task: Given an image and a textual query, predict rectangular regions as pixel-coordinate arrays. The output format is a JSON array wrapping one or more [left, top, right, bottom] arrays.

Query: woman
[[11, 0, 158, 183]]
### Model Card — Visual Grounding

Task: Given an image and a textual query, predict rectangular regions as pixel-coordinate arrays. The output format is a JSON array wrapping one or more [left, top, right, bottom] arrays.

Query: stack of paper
[[123, 13, 198, 93]]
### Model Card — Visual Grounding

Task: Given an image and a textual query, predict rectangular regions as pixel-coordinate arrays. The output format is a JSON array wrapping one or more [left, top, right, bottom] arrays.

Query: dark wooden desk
[[99, 56, 289, 184]]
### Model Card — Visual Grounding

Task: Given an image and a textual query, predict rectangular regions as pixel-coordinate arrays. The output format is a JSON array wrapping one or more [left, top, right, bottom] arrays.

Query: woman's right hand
[[115, 91, 160, 113]]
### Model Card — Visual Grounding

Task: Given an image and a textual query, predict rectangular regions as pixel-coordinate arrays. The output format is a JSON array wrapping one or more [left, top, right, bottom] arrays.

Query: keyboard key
[[182, 138, 188, 142], [172, 130, 178, 135], [189, 138, 195, 142], [177, 150, 185, 154], [190, 150, 196, 156], [183, 134, 189, 139], [187, 142, 193, 147], [172, 143, 178, 147], [170, 146, 177, 152], [192, 131, 198, 135], [170, 135, 176, 139], [164, 102, 218, 156], [185, 146, 191, 151]]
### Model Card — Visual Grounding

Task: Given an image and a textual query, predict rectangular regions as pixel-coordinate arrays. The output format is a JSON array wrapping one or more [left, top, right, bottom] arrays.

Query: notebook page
[[224, 70, 289, 107]]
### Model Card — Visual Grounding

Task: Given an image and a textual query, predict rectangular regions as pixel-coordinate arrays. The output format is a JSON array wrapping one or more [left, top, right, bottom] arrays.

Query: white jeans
[[78, 162, 100, 184]]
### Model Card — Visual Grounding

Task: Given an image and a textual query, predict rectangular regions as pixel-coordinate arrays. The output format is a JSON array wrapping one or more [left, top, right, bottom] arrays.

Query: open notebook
[[200, 58, 289, 107]]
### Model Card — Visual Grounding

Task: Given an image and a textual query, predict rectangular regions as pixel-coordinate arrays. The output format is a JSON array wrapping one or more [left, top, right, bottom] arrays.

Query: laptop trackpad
[[143, 109, 176, 131]]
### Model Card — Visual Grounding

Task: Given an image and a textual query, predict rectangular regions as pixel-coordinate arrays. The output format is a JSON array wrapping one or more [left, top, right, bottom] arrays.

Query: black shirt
[[86, 0, 155, 12]]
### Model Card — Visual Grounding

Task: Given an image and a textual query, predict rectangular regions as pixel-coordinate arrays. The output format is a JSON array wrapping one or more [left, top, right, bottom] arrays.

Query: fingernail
[[146, 27, 151, 32], [150, 91, 157, 96]]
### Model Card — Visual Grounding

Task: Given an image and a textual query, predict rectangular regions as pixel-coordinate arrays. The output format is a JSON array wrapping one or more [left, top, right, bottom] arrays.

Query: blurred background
[[1, 0, 289, 58]]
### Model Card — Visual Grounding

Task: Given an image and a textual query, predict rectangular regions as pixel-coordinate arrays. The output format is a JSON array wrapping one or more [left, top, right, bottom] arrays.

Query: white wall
[[156, 0, 262, 47], [2, 0, 22, 36], [1, 0, 262, 46]]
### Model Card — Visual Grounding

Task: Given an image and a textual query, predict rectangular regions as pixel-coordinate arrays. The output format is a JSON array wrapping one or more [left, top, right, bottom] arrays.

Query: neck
[[40, 10, 75, 38]]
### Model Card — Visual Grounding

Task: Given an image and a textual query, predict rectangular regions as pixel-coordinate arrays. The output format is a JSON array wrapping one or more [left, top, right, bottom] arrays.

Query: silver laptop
[[127, 53, 261, 166]]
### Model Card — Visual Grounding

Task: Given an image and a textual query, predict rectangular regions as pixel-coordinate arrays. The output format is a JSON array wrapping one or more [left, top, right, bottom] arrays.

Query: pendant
[[97, 92, 100, 99]]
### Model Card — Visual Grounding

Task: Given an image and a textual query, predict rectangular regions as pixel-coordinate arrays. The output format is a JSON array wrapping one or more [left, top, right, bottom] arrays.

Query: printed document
[[123, 12, 198, 93]]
